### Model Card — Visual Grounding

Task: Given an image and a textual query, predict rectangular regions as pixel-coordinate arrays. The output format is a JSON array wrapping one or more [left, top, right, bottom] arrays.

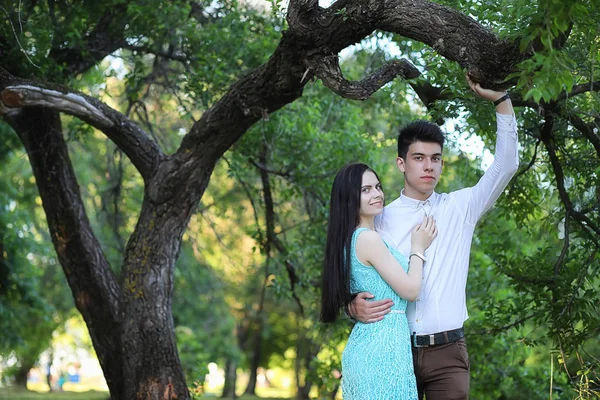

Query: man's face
[[396, 141, 443, 200]]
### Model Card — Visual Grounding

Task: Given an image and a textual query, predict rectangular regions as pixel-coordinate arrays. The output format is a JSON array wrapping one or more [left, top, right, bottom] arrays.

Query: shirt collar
[[399, 190, 437, 209]]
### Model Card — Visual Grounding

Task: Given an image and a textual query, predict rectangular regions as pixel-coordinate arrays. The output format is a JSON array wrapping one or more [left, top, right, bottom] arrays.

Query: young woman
[[321, 163, 437, 400]]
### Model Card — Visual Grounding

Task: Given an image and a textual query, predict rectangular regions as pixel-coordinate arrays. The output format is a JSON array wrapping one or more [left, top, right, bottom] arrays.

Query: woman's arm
[[355, 217, 436, 301]]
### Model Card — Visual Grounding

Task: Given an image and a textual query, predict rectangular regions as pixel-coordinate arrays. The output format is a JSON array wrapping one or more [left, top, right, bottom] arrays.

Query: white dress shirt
[[375, 113, 518, 335]]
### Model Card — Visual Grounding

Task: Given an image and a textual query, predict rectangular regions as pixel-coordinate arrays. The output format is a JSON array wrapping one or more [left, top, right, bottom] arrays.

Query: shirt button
[[416, 319, 420, 322], [417, 298, 421, 301]]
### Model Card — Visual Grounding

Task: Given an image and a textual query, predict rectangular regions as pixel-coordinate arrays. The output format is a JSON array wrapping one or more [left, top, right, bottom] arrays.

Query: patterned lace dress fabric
[[341, 228, 418, 400]]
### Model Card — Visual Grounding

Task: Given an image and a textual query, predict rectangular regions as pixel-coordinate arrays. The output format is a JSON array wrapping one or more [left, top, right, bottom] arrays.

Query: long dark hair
[[320, 163, 380, 323]]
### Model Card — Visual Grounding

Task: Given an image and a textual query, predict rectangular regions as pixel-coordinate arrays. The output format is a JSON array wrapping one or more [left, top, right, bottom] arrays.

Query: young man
[[349, 77, 518, 400]]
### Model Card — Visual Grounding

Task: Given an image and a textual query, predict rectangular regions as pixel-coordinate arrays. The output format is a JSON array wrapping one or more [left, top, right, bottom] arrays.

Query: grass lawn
[[0, 388, 108, 400], [0, 388, 291, 400]]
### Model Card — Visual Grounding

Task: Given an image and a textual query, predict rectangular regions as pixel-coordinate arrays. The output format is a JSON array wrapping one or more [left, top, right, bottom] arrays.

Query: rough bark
[[118, 173, 203, 399]]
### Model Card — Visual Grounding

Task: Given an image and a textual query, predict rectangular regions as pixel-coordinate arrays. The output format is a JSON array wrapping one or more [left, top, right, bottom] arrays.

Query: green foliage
[[176, 326, 211, 392], [0, 125, 73, 381], [173, 245, 239, 385], [513, 51, 576, 103]]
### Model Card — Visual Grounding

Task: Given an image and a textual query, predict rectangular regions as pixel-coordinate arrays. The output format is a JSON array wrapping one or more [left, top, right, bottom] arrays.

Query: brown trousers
[[411, 337, 470, 400]]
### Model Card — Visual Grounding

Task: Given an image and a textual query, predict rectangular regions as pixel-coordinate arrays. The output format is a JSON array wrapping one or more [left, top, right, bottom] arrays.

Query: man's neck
[[402, 188, 434, 201]]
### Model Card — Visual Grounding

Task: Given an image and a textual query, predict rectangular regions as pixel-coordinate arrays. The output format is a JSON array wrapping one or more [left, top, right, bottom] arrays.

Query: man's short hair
[[397, 121, 445, 159]]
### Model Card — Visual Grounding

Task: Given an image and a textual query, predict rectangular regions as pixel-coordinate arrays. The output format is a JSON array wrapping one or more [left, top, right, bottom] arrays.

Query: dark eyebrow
[[361, 183, 380, 188], [412, 152, 442, 157]]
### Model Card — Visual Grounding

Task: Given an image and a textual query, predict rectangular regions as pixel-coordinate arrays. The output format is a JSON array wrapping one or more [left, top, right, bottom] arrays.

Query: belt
[[411, 327, 464, 347]]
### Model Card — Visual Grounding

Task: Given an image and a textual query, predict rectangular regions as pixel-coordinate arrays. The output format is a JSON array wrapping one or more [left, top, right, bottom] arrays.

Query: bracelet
[[409, 252, 427, 263], [493, 93, 510, 106]]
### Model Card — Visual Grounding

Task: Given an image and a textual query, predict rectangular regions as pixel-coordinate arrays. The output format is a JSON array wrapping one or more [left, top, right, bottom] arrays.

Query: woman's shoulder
[[353, 229, 385, 268], [355, 228, 384, 245]]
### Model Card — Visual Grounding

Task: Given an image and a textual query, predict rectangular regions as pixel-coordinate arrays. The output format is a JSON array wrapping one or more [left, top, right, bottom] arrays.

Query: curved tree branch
[[309, 0, 523, 88], [309, 54, 420, 100], [557, 80, 600, 101], [48, 4, 129, 77], [478, 311, 542, 335], [257, 148, 305, 316], [508, 88, 600, 160], [497, 81, 600, 111], [249, 158, 292, 179], [1, 82, 164, 180], [2, 85, 114, 125], [175, 0, 530, 177], [287, 0, 321, 31], [508, 139, 541, 196], [540, 115, 600, 239], [410, 80, 453, 108], [122, 44, 190, 63], [558, 249, 599, 320], [551, 105, 600, 159]]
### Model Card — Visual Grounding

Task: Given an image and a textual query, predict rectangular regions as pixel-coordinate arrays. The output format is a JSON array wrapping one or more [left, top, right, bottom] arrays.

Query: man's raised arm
[[463, 76, 519, 224]]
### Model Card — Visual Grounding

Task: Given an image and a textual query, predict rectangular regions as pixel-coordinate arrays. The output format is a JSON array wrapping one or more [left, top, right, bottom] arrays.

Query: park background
[[0, 0, 598, 399]]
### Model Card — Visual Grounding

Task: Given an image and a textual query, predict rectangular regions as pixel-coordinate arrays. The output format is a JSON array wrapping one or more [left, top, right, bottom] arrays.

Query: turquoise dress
[[341, 228, 418, 400]]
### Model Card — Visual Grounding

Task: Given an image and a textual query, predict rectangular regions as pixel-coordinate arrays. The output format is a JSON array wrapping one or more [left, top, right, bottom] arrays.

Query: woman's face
[[359, 170, 384, 219]]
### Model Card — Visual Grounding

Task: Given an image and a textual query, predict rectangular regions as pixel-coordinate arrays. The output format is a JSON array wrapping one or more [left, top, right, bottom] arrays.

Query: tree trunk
[[329, 384, 340, 399], [242, 324, 263, 396], [296, 384, 311, 400], [243, 147, 274, 397], [221, 358, 237, 399], [295, 329, 321, 400], [6, 107, 196, 399], [14, 362, 33, 388], [8, 107, 126, 398], [295, 337, 309, 400], [119, 196, 193, 399], [243, 354, 259, 395], [301, 343, 321, 400], [243, 272, 268, 396], [46, 355, 53, 392]]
